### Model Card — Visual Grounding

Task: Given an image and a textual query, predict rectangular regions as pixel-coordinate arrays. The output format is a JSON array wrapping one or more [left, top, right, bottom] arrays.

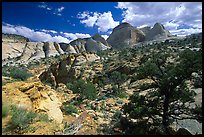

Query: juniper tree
[[123, 49, 202, 134]]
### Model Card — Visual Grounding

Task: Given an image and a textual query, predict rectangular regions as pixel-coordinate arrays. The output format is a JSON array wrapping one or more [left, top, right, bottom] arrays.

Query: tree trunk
[[162, 94, 170, 134]]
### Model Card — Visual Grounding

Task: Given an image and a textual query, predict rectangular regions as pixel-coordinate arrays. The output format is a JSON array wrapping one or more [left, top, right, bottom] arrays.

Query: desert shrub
[[10, 105, 37, 131], [139, 83, 156, 91], [63, 104, 78, 115], [2, 69, 9, 77], [66, 79, 98, 100], [3, 66, 32, 81], [113, 110, 122, 120], [10, 67, 32, 80], [111, 84, 127, 98], [38, 114, 49, 122], [2, 104, 9, 118]]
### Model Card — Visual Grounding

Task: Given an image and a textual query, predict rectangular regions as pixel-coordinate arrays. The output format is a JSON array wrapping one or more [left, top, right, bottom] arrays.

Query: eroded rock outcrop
[[145, 22, 172, 41], [2, 33, 29, 43], [2, 81, 63, 123], [92, 33, 109, 47], [39, 52, 102, 87], [2, 34, 65, 65], [107, 22, 145, 49]]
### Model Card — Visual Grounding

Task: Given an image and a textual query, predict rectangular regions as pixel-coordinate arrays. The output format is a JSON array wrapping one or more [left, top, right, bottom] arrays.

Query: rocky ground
[[2, 33, 202, 135]]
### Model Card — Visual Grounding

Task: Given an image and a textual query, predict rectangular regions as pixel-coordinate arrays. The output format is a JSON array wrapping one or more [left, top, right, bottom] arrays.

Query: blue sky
[[2, 2, 202, 43]]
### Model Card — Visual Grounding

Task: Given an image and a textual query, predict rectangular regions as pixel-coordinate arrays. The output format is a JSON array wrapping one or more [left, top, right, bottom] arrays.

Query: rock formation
[[39, 52, 101, 87], [139, 26, 151, 37], [2, 35, 65, 65], [107, 22, 145, 49], [92, 33, 109, 47], [43, 41, 64, 57], [2, 33, 29, 43], [145, 22, 172, 41], [85, 38, 110, 52], [2, 81, 63, 123]]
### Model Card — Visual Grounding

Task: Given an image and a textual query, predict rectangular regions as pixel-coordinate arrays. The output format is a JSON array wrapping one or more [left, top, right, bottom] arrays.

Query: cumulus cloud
[[57, 6, 65, 12], [116, 2, 202, 36], [101, 35, 109, 40], [80, 12, 99, 27], [2, 23, 92, 43], [77, 11, 120, 32], [63, 32, 91, 40]]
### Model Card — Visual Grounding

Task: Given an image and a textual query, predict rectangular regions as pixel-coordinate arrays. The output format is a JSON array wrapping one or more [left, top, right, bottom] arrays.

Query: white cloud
[[79, 12, 99, 27], [101, 35, 109, 40], [38, 4, 47, 9], [96, 12, 120, 32], [63, 32, 91, 40], [38, 3, 64, 16], [2, 23, 93, 43], [169, 28, 202, 37], [77, 11, 120, 32], [75, 33, 91, 38], [77, 11, 90, 19], [116, 2, 202, 36], [57, 6, 65, 12], [41, 29, 58, 34], [57, 13, 62, 16], [137, 24, 149, 29], [46, 7, 51, 10]]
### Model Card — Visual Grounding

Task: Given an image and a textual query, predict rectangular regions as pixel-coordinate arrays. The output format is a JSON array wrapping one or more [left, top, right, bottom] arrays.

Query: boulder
[[176, 119, 202, 135]]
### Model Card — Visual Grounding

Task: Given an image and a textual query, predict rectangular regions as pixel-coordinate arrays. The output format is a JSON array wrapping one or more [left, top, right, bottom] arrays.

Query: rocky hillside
[[2, 33, 109, 66], [2, 30, 202, 135], [59, 34, 110, 54], [2, 33, 30, 43]]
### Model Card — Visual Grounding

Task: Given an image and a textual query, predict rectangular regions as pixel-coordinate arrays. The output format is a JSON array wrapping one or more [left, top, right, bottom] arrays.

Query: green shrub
[[10, 67, 32, 81], [3, 66, 32, 81], [2, 104, 9, 118], [64, 104, 78, 115], [66, 79, 98, 100], [39, 114, 49, 122], [10, 105, 37, 131], [111, 84, 127, 98], [113, 110, 122, 120], [139, 83, 156, 91]]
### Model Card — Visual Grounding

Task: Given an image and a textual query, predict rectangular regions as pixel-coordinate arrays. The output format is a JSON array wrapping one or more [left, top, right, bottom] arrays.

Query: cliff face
[[107, 22, 145, 49], [59, 35, 110, 54], [145, 23, 172, 41], [2, 34, 65, 65], [2, 33, 30, 43]]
